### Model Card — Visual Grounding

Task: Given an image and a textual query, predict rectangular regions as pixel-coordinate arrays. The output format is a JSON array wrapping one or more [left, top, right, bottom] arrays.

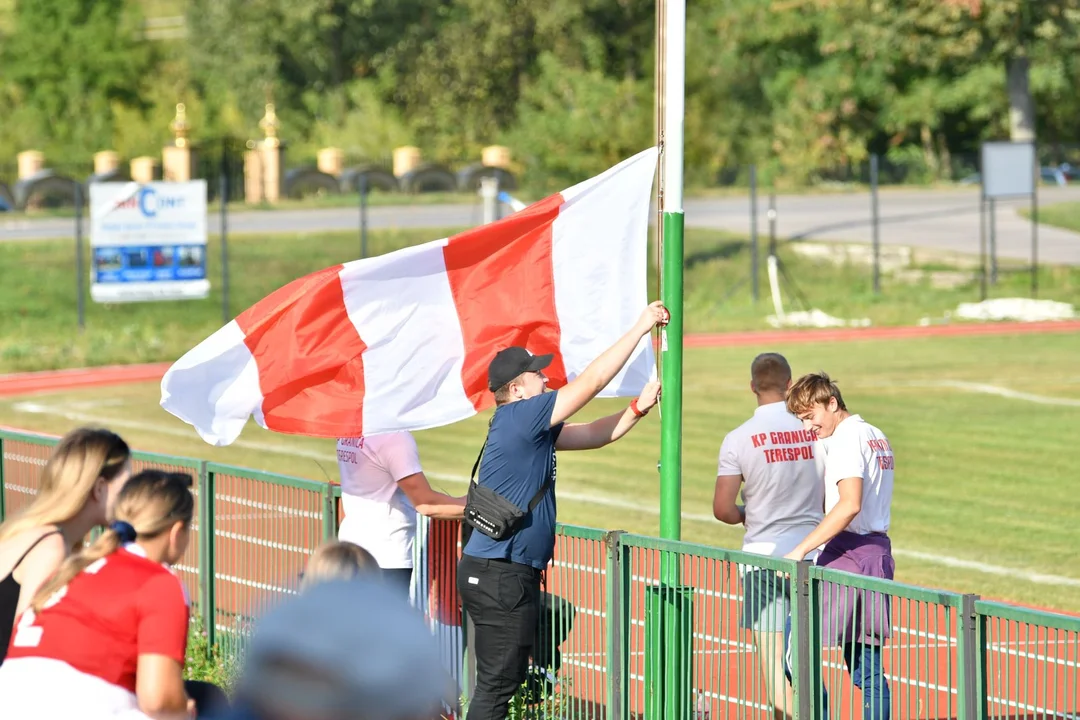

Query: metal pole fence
[[220, 142, 230, 324], [750, 164, 759, 302], [75, 182, 86, 329], [359, 176, 369, 259], [870, 153, 881, 295]]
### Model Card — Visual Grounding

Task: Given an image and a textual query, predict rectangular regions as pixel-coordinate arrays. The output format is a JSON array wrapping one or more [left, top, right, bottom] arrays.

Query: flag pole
[[658, 0, 685, 550], [651, 2, 690, 717]]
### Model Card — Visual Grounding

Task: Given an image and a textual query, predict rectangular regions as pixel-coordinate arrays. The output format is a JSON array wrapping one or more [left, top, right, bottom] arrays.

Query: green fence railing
[[975, 600, 1080, 720], [3, 428, 1078, 720]]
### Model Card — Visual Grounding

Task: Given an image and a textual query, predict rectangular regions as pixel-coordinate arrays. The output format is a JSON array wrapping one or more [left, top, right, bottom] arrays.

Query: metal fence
[[2, 428, 1078, 719]]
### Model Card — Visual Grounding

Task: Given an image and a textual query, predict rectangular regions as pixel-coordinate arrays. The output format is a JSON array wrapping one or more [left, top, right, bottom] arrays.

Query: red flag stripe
[[237, 265, 368, 437], [442, 194, 566, 410]]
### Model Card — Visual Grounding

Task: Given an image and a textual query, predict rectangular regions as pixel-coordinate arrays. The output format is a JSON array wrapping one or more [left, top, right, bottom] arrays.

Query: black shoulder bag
[[463, 433, 554, 541]]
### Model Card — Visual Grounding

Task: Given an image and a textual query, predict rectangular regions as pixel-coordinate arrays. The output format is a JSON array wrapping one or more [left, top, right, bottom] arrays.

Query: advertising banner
[[90, 181, 209, 303]]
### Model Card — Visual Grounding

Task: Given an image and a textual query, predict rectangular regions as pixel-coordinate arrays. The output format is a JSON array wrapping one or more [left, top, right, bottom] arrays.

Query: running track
[[1, 319, 1078, 398]]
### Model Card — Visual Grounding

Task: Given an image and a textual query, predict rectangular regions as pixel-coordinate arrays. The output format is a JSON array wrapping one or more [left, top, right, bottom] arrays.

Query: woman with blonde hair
[[0, 469, 196, 719], [299, 540, 378, 592], [0, 427, 131, 664]]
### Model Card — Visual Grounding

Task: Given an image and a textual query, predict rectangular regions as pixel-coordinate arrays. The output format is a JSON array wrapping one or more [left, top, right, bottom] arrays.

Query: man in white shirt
[[784, 372, 894, 720], [336, 431, 466, 600], [713, 352, 824, 720]]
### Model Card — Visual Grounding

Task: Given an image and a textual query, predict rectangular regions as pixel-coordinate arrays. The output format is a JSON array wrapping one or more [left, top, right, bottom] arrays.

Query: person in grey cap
[[459, 301, 667, 720], [217, 578, 456, 720]]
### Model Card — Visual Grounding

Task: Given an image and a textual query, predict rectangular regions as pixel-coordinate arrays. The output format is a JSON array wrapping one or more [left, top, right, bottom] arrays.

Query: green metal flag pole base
[[645, 581, 694, 720]]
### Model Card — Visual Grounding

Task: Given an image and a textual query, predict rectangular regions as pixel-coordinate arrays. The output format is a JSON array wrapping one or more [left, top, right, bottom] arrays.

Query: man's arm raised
[[555, 381, 660, 451], [550, 301, 668, 428]]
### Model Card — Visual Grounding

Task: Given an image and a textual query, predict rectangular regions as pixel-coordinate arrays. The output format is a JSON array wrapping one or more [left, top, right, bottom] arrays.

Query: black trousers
[[457, 554, 542, 720], [381, 567, 414, 602]]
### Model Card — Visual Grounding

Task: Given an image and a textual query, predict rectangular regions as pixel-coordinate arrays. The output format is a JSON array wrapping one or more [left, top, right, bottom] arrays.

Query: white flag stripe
[[553, 148, 657, 395], [159, 321, 263, 446], [340, 238, 475, 434]]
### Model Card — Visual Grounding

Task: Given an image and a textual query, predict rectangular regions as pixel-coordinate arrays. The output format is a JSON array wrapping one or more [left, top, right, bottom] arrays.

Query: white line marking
[[9, 402, 1080, 589], [893, 549, 1080, 588], [935, 380, 1080, 407]]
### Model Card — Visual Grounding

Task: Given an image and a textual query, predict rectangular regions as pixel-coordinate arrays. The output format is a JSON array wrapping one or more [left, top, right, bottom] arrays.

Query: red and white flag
[[161, 148, 658, 446]]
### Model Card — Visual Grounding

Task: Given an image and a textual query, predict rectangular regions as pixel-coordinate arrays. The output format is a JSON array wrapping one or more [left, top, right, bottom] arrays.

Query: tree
[[1, 0, 152, 162]]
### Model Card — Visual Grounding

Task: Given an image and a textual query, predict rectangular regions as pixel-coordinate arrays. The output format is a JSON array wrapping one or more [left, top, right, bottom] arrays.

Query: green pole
[[658, 0, 686, 563], [656, 2, 690, 718], [659, 211, 684, 551]]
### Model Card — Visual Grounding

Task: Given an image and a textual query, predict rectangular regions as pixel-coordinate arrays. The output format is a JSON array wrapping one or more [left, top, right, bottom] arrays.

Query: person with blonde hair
[[0, 469, 196, 719], [299, 540, 378, 592], [0, 427, 131, 664], [784, 371, 895, 720]]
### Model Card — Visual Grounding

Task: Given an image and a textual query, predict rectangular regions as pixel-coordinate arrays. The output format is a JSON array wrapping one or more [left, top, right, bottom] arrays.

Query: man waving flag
[[160, 148, 658, 446]]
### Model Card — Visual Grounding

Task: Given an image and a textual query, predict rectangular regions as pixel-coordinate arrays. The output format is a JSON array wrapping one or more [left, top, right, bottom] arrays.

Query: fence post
[[870, 153, 881, 295], [605, 531, 628, 720], [957, 593, 980, 720], [321, 482, 336, 542], [804, 563, 825, 719], [200, 464, 216, 648], [220, 143, 231, 324], [972, 598, 989, 720], [359, 175, 369, 259], [979, 191, 988, 301], [480, 177, 500, 225], [75, 182, 86, 329], [792, 561, 812, 719], [0, 434, 6, 522], [1030, 180, 1038, 298], [750, 164, 759, 302]]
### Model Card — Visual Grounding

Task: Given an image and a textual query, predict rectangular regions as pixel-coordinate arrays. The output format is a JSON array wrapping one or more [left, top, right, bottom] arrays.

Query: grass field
[[2, 332, 1078, 613], [1023, 200, 1080, 234], [4, 226, 1079, 373]]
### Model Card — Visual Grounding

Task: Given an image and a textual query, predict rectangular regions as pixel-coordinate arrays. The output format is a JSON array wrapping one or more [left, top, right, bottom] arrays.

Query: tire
[[283, 167, 341, 199], [13, 171, 81, 210], [399, 163, 458, 193], [456, 163, 518, 192], [340, 165, 399, 193]]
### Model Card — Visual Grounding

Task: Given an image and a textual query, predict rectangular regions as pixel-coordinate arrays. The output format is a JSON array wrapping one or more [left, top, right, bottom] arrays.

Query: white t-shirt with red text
[[337, 431, 425, 569], [0, 544, 189, 718], [820, 414, 894, 535], [717, 402, 826, 558]]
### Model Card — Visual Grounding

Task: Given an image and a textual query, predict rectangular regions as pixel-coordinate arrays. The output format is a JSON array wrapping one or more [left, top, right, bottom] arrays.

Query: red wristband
[[630, 398, 649, 417]]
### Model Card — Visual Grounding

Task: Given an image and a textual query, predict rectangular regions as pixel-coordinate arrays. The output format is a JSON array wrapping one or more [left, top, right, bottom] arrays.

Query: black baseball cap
[[487, 347, 554, 391]]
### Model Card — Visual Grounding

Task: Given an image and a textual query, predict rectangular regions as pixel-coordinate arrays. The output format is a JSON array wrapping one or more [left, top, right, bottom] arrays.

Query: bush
[[184, 613, 239, 694]]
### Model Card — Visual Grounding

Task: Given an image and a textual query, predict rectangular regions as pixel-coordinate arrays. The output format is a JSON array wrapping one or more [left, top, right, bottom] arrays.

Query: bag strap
[[525, 471, 554, 513]]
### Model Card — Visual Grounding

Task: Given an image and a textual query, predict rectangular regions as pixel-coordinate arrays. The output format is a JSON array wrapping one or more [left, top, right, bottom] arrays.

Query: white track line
[[8, 401, 1080, 589], [935, 380, 1080, 407]]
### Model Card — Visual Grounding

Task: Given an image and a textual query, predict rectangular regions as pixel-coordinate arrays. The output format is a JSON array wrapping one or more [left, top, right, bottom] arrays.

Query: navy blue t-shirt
[[463, 391, 563, 570]]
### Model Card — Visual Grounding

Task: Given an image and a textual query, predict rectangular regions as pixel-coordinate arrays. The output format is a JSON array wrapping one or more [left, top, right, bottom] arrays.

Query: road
[[4, 186, 1080, 264]]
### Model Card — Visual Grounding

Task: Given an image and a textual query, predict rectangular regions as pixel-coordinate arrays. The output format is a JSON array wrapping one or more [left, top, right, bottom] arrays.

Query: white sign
[[982, 142, 1036, 199], [89, 181, 209, 303]]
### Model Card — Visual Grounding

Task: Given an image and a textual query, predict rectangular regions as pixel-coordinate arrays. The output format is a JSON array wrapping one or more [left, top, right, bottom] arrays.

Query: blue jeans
[[784, 615, 891, 720]]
